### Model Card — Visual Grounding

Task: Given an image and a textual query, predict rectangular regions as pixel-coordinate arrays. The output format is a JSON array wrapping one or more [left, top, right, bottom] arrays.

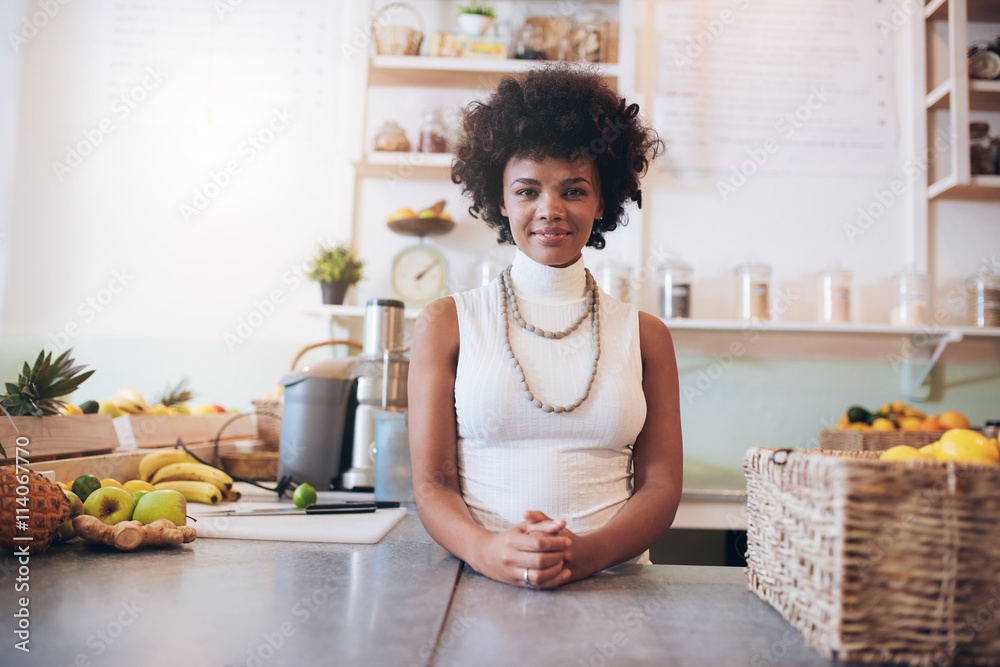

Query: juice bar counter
[[0, 513, 860, 667]]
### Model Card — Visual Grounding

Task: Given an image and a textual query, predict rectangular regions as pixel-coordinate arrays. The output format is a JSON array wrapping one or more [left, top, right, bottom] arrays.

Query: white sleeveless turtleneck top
[[452, 250, 649, 565]]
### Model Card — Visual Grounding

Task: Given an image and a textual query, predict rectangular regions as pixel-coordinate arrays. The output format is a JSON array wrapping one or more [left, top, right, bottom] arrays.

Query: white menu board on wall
[[653, 0, 896, 178]]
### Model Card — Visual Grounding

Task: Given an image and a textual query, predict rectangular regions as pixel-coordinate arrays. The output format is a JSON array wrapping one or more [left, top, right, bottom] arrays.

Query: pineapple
[[156, 379, 194, 414], [0, 349, 95, 418], [0, 467, 71, 554]]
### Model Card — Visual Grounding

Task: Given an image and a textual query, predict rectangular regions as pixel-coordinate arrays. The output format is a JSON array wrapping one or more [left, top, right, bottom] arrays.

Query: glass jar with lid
[[968, 271, 1000, 327], [418, 109, 447, 154], [734, 262, 771, 321], [374, 120, 410, 152], [658, 259, 692, 319], [595, 260, 631, 303], [816, 266, 852, 324], [890, 270, 929, 326], [970, 122, 993, 175]]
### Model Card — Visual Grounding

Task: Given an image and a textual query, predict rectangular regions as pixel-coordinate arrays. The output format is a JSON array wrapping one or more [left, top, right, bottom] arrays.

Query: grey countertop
[[0, 512, 861, 667]]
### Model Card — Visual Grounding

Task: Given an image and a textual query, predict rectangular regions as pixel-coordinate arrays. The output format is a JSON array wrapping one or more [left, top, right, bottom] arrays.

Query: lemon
[[920, 442, 940, 457], [56, 481, 69, 491], [100, 478, 123, 488], [935, 429, 999, 464], [122, 479, 156, 493], [880, 445, 929, 462], [871, 418, 896, 431], [898, 417, 923, 431], [386, 207, 417, 222]]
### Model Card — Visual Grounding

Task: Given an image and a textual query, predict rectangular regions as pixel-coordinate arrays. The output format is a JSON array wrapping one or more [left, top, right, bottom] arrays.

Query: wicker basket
[[744, 447, 1000, 665], [819, 427, 945, 452], [252, 339, 362, 449], [372, 3, 424, 56]]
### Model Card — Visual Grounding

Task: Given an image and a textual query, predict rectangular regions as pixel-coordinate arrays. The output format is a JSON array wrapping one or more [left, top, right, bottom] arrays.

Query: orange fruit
[[920, 415, 943, 432], [835, 412, 850, 429], [938, 410, 970, 430]]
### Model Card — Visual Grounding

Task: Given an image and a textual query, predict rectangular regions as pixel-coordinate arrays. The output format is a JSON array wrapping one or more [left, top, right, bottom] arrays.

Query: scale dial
[[391, 244, 448, 307]]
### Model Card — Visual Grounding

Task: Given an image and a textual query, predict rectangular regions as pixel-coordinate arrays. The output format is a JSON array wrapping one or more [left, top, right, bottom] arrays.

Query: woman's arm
[[527, 311, 683, 581], [408, 297, 572, 588]]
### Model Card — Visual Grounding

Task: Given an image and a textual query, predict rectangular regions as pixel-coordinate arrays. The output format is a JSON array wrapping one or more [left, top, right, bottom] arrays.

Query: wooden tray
[[113, 413, 257, 449], [0, 415, 120, 462]]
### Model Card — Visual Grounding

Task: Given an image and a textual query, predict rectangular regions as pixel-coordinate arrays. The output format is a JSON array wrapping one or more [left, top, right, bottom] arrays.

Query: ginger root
[[73, 515, 196, 551]]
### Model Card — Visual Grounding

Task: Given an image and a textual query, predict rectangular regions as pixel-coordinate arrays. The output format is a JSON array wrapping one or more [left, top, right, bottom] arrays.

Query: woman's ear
[[499, 195, 507, 218], [595, 195, 604, 221]]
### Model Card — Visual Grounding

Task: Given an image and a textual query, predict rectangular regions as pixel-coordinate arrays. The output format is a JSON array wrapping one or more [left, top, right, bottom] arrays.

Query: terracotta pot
[[320, 280, 350, 305]]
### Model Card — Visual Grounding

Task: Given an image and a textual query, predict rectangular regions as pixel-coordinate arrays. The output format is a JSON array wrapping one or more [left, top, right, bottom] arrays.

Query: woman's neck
[[508, 249, 587, 304]]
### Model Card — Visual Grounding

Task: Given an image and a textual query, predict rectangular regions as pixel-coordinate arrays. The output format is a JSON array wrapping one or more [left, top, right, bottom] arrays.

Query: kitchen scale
[[388, 202, 455, 307]]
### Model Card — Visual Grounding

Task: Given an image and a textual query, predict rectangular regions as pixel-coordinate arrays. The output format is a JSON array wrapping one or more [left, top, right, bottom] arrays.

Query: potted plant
[[457, 1, 495, 35], [306, 243, 365, 305]]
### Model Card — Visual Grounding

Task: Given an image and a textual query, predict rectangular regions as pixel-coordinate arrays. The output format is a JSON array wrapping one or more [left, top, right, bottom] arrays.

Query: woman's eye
[[565, 189, 586, 197], [516, 189, 536, 196]]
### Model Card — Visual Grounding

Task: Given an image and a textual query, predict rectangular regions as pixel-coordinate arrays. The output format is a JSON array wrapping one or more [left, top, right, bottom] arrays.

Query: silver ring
[[523, 568, 533, 587]]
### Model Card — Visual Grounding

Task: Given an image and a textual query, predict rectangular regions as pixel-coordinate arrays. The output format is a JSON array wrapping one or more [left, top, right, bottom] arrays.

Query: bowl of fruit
[[386, 200, 454, 237]]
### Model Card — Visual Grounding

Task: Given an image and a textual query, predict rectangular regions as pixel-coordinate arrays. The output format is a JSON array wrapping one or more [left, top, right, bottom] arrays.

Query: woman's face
[[499, 155, 604, 269]]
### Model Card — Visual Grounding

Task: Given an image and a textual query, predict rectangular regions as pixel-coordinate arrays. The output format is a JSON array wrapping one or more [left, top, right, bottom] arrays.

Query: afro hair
[[451, 64, 663, 249]]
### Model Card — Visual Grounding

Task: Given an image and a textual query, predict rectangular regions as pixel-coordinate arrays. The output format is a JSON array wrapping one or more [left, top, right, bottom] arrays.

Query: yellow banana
[[139, 449, 197, 482], [153, 480, 221, 505], [150, 462, 233, 493], [222, 488, 242, 502]]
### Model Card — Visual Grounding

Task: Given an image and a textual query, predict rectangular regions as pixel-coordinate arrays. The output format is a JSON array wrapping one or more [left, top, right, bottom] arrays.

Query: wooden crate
[[819, 427, 944, 452], [0, 415, 120, 461], [113, 413, 257, 449], [744, 447, 1000, 665]]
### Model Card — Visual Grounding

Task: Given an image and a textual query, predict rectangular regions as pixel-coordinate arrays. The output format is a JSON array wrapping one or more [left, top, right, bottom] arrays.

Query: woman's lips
[[531, 228, 570, 245]]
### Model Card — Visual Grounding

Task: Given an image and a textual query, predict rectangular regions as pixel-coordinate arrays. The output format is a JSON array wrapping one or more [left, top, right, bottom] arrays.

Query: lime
[[293, 483, 317, 510], [71, 474, 102, 502], [131, 490, 149, 505]]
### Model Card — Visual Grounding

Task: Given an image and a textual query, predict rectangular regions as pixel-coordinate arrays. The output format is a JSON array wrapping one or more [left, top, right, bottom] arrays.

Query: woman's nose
[[536, 194, 564, 220]]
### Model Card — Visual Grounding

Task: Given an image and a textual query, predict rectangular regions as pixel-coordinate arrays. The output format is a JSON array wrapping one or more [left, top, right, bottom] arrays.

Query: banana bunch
[[139, 449, 235, 506]]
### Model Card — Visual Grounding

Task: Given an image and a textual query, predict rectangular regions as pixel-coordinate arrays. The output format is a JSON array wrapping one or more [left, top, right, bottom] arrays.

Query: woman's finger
[[512, 530, 571, 553], [520, 560, 565, 589]]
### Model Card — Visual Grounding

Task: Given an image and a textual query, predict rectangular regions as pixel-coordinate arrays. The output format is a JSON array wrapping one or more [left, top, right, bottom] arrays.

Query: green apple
[[133, 489, 187, 527], [57, 491, 84, 541], [97, 400, 124, 418], [71, 474, 102, 502], [131, 490, 149, 506], [83, 487, 136, 525], [417, 209, 436, 218]]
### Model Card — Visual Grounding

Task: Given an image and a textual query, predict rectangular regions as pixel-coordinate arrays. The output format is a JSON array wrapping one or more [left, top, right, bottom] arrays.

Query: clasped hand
[[478, 510, 590, 589]]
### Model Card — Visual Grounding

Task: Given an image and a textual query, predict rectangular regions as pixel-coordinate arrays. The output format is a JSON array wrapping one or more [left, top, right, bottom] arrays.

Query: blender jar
[[659, 260, 692, 319], [734, 262, 771, 321]]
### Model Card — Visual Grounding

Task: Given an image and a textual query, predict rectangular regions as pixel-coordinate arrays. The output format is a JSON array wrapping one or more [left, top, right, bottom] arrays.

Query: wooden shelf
[[928, 174, 1000, 200], [928, 80, 1000, 111], [662, 319, 1000, 366], [368, 56, 620, 87], [970, 79, 1000, 111], [353, 152, 452, 178], [926, 0, 1000, 22]]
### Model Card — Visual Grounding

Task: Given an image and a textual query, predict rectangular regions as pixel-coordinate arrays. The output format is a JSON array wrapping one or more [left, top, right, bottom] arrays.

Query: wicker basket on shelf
[[819, 427, 944, 452], [372, 3, 424, 56], [252, 339, 362, 449], [744, 447, 1000, 665]]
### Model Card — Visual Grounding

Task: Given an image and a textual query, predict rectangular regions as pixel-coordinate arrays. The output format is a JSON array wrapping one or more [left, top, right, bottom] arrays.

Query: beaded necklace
[[499, 265, 600, 414]]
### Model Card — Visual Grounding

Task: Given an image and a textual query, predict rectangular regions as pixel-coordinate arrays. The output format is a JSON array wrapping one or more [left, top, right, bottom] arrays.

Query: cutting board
[[188, 484, 405, 544]]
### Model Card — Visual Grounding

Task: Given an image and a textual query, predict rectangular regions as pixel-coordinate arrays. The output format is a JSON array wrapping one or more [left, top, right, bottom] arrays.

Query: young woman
[[408, 65, 682, 589]]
